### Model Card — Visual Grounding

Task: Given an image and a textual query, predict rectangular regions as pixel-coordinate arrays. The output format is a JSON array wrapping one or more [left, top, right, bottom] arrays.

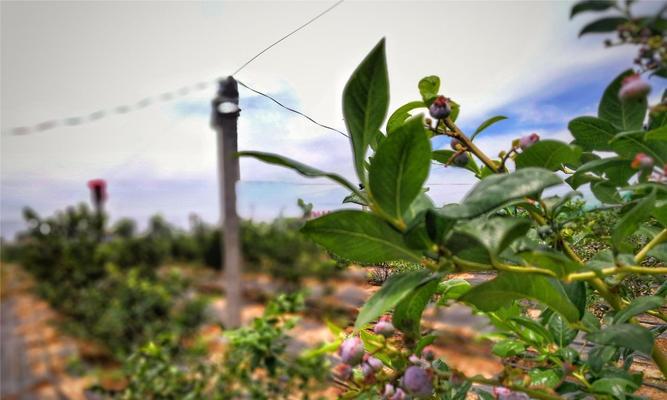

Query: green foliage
[[368, 116, 431, 223], [514, 140, 581, 171], [355, 270, 434, 329], [104, 294, 328, 400], [461, 273, 581, 322], [216, 293, 329, 399], [343, 38, 389, 181], [302, 210, 421, 264], [241, 19, 667, 397]]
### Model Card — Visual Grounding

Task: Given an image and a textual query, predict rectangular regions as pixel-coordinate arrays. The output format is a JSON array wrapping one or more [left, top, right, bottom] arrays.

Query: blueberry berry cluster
[[335, 316, 440, 399], [606, 23, 667, 74]]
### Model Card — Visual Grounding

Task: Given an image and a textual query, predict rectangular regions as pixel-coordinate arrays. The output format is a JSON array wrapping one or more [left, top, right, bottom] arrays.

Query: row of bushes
[[1, 202, 343, 358]]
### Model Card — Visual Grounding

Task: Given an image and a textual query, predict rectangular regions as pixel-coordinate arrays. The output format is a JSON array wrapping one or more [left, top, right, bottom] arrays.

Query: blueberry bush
[[98, 293, 330, 400], [239, 2, 667, 398]]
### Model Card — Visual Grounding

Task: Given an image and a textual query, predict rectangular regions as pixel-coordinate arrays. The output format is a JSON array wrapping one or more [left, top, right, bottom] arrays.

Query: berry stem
[[634, 228, 667, 264], [441, 118, 499, 173]]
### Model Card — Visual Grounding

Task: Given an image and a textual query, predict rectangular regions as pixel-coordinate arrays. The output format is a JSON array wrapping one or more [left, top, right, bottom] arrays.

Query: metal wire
[[2, 0, 346, 138], [237, 80, 349, 137], [231, 0, 344, 76]]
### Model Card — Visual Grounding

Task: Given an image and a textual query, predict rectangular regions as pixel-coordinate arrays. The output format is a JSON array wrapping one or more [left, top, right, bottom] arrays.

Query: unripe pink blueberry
[[361, 362, 374, 378], [492, 386, 529, 400], [519, 133, 540, 150], [364, 354, 384, 371], [453, 152, 469, 167], [384, 383, 395, 397], [421, 346, 436, 362], [333, 363, 353, 380], [390, 388, 406, 400], [493, 387, 512, 398], [429, 96, 451, 120], [374, 319, 395, 337], [450, 138, 463, 150], [619, 74, 651, 101], [409, 354, 422, 364], [339, 337, 365, 365], [631, 153, 654, 169], [402, 366, 433, 397]]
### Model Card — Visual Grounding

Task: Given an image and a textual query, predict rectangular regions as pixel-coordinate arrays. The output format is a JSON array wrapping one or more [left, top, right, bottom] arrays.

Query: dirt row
[[1, 263, 665, 399]]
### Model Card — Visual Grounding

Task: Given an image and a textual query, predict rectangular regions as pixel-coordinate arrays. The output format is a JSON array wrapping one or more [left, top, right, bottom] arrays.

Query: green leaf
[[510, 316, 555, 344], [653, 198, 667, 227], [647, 242, 667, 261], [425, 208, 457, 244], [436, 278, 472, 302], [570, 0, 616, 19], [461, 272, 580, 322], [470, 115, 508, 141], [432, 150, 480, 175], [567, 157, 634, 189], [587, 324, 654, 355], [449, 100, 461, 122], [441, 168, 562, 219], [342, 191, 368, 206], [591, 377, 640, 398], [369, 116, 431, 223], [355, 270, 434, 330], [645, 124, 667, 141], [418, 76, 440, 105], [238, 151, 361, 195], [568, 116, 618, 151], [301, 210, 421, 264], [579, 17, 628, 36], [591, 181, 623, 204], [386, 101, 425, 135], [541, 191, 582, 218], [393, 278, 439, 340], [492, 339, 525, 357], [449, 217, 532, 259], [528, 369, 562, 389], [649, 106, 667, 130], [343, 38, 390, 182], [611, 130, 667, 165], [614, 296, 664, 324], [598, 70, 647, 131], [403, 192, 434, 227], [547, 313, 577, 347], [588, 345, 618, 372], [415, 335, 437, 355], [612, 190, 656, 251], [514, 140, 581, 171]]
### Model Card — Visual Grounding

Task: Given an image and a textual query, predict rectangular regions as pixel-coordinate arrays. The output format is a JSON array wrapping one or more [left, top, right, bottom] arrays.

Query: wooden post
[[211, 76, 242, 328]]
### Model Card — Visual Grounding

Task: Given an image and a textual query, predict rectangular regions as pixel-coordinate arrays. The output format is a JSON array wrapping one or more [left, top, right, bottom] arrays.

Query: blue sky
[[2, 1, 665, 239]]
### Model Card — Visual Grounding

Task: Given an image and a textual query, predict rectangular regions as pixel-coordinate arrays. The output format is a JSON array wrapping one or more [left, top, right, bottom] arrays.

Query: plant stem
[[442, 118, 499, 173], [454, 373, 561, 400], [646, 309, 667, 323], [589, 277, 667, 378], [452, 256, 493, 271], [494, 261, 558, 278], [634, 228, 667, 264], [565, 265, 667, 282], [562, 239, 667, 378], [653, 344, 667, 376], [562, 240, 584, 264]]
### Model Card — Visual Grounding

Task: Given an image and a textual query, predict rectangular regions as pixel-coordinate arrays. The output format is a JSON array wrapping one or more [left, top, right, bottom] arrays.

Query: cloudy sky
[[1, 0, 663, 238]]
